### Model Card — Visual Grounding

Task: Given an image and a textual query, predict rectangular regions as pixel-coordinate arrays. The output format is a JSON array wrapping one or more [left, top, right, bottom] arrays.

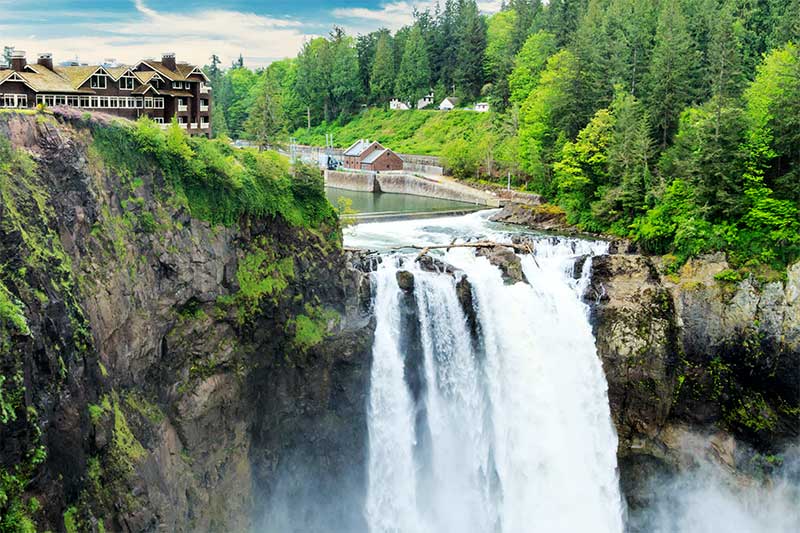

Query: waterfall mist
[[629, 443, 800, 533]]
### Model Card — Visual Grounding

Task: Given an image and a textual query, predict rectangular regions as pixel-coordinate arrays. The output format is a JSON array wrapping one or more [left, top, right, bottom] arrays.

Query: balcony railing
[[200, 105, 209, 112], [178, 123, 187, 129], [200, 84, 210, 93], [190, 123, 198, 129], [200, 122, 210, 129], [177, 104, 188, 112]]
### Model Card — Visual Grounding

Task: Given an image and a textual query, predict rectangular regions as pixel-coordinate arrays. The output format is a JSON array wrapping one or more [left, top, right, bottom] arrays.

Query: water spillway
[[360, 213, 623, 533]]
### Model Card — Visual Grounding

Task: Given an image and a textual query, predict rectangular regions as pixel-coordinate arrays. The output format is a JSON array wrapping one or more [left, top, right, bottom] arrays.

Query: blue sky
[[0, 0, 500, 67]]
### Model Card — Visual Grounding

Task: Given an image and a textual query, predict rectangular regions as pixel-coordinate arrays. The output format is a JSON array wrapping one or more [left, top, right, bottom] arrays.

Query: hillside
[[291, 109, 494, 155]]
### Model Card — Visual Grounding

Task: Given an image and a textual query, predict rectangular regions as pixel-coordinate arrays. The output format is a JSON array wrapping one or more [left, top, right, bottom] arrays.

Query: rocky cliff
[[0, 111, 373, 532], [586, 252, 799, 520]]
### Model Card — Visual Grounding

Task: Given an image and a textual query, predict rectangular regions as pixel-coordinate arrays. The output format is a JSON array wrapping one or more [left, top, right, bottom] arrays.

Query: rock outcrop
[[586, 251, 800, 521], [0, 112, 373, 532]]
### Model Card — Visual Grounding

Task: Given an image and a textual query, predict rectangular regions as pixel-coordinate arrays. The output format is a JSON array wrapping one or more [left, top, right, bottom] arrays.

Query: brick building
[[0, 51, 212, 136], [360, 148, 404, 172], [342, 139, 382, 169]]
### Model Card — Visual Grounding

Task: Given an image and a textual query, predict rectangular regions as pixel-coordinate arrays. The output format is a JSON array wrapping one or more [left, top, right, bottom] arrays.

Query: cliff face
[[586, 252, 799, 516], [0, 112, 373, 532]]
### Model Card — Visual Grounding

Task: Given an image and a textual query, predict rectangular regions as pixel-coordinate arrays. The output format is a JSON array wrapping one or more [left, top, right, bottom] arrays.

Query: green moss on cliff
[[1, 136, 94, 532], [290, 304, 340, 351]]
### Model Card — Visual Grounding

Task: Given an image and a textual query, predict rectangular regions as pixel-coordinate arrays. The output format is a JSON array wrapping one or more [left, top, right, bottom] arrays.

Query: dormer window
[[90, 73, 107, 89], [120, 74, 136, 90], [172, 81, 183, 89]]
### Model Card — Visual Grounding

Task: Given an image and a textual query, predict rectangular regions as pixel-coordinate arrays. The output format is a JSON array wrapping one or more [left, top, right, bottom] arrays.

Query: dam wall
[[324, 170, 500, 207]]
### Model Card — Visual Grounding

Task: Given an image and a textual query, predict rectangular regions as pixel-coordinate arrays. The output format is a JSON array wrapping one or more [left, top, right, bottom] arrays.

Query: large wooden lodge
[[0, 51, 211, 136]]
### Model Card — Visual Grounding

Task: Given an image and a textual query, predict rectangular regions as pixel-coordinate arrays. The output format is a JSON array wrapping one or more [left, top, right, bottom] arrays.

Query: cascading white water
[[362, 212, 624, 533]]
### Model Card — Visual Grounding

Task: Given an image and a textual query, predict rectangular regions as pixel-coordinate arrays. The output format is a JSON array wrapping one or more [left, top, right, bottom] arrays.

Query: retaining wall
[[324, 170, 500, 207], [324, 170, 378, 192]]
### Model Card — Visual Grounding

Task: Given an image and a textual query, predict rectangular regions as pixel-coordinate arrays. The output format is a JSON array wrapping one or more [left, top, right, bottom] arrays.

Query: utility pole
[[307, 106, 311, 129], [507, 171, 511, 191]]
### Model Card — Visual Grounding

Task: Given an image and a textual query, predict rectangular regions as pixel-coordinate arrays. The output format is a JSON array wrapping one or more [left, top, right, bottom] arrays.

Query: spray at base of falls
[[365, 236, 624, 533]]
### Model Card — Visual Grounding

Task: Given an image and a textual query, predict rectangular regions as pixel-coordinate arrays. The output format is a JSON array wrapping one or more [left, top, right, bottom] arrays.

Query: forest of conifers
[[207, 0, 799, 270]]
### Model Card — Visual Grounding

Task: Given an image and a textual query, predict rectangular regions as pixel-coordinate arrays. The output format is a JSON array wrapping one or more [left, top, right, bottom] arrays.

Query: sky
[[0, 0, 502, 68]]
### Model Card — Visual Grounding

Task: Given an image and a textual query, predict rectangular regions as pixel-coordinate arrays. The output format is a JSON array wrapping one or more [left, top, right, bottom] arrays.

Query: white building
[[390, 98, 410, 110], [438, 96, 461, 110], [417, 92, 435, 109], [474, 102, 490, 112]]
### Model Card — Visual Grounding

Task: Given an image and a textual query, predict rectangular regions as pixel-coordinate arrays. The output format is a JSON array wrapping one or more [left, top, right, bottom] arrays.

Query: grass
[[292, 108, 493, 156]]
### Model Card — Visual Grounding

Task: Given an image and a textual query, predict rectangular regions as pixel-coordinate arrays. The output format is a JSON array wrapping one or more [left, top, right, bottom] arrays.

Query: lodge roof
[[0, 53, 206, 94], [137, 60, 209, 82]]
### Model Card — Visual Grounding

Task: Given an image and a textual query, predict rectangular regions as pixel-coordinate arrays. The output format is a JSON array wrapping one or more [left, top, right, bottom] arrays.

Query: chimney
[[11, 50, 27, 72], [161, 52, 176, 71], [37, 52, 53, 71]]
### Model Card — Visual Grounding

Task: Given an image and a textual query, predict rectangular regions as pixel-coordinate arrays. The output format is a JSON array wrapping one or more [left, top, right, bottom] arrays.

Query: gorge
[[0, 112, 798, 532]]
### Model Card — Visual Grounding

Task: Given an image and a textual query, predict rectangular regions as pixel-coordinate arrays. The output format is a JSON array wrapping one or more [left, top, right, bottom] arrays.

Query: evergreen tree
[[609, 91, 653, 217], [485, 9, 518, 108], [330, 30, 364, 118], [604, 0, 659, 97], [509, 0, 543, 52], [370, 33, 396, 105], [369, 34, 397, 106], [245, 65, 287, 148], [706, 2, 744, 102], [544, 0, 588, 46], [645, 0, 699, 148], [454, 0, 488, 99], [570, 0, 615, 125], [395, 25, 432, 104], [356, 31, 381, 99]]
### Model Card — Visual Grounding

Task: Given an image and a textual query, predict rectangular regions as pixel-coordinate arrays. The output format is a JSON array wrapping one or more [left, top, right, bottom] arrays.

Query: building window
[[154, 98, 164, 109], [120, 75, 135, 90], [90, 74, 107, 89], [135, 98, 144, 108], [153, 117, 164, 124], [1, 94, 26, 108], [109, 97, 119, 108], [45, 95, 55, 107], [80, 96, 90, 107], [68, 96, 79, 107], [144, 97, 154, 109], [99, 97, 109, 108], [90, 96, 99, 108], [36, 95, 44, 106], [172, 81, 183, 89]]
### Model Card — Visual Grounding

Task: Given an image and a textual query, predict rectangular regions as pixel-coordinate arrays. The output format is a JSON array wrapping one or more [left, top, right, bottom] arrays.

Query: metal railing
[[177, 104, 188, 112]]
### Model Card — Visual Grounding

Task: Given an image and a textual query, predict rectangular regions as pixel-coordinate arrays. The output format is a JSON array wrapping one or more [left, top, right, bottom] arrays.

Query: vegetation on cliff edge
[[91, 119, 335, 229]]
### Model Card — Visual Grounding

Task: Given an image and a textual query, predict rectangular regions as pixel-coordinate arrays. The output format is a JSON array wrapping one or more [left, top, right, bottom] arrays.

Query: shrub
[[92, 119, 335, 228]]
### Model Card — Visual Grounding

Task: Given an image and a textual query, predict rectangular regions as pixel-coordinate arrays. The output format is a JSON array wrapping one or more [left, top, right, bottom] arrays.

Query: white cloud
[[4, 0, 506, 68], [332, 0, 504, 33], [7, 1, 310, 68]]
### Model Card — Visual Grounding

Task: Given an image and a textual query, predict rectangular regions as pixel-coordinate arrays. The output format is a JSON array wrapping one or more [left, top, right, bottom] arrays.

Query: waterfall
[[365, 236, 623, 533]]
